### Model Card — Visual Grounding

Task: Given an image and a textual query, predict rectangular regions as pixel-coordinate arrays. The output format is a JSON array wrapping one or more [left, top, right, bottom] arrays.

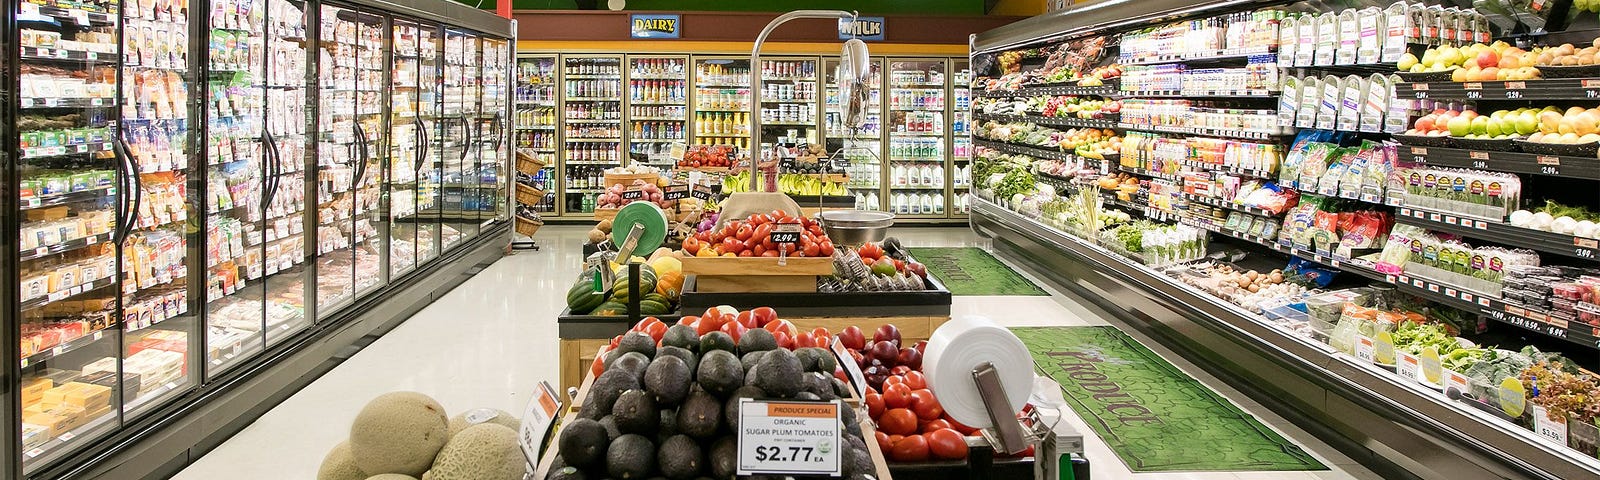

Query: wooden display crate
[[592, 208, 619, 221], [681, 255, 835, 293], [602, 171, 659, 188]]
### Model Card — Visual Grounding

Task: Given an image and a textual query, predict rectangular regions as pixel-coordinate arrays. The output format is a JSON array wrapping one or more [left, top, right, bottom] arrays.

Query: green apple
[[1486, 118, 1504, 137], [1398, 53, 1420, 71], [1448, 116, 1473, 137], [1471, 116, 1489, 135], [1514, 111, 1539, 135]]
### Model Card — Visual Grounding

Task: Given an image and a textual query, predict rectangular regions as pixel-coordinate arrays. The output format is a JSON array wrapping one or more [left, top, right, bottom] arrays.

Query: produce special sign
[[838, 16, 885, 41], [631, 14, 680, 39]]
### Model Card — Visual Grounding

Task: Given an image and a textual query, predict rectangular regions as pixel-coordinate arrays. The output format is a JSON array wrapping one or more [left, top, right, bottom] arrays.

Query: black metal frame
[[3, 0, 514, 478]]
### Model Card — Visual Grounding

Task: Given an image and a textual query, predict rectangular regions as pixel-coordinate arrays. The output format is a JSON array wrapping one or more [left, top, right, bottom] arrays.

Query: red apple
[[838, 326, 867, 350], [874, 324, 902, 347]]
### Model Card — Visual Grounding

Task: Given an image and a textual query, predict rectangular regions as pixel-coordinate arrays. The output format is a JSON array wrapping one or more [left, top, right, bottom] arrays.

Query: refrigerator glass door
[[440, 30, 480, 247], [824, 57, 883, 211], [478, 37, 510, 227], [121, 0, 196, 415], [315, 4, 382, 316], [950, 59, 971, 217], [416, 24, 443, 263], [388, 19, 422, 277], [514, 55, 557, 214], [262, 0, 312, 344], [885, 59, 948, 218], [16, 0, 124, 470], [626, 55, 688, 169]]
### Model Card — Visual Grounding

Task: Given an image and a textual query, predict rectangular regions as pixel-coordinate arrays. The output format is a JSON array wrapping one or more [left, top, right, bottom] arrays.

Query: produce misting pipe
[[748, 9, 858, 193]]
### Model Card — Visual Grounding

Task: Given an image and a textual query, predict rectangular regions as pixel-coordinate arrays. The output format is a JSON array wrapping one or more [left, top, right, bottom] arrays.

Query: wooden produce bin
[[592, 208, 619, 221], [681, 274, 952, 345], [602, 171, 659, 188], [680, 255, 836, 293], [538, 346, 892, 480]]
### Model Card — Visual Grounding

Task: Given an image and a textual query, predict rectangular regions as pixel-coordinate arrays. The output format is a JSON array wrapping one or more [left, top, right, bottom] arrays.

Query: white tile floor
[[170, 226, 1380, 480]]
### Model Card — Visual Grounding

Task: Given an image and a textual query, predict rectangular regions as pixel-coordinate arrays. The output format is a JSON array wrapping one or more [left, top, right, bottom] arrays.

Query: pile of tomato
[[865, 372, 973, 462], [681, 210, 836, 258]]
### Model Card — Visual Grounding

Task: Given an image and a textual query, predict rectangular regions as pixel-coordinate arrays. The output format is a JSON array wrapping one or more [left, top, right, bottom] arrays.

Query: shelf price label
[[519, 381, 563, 469], [737, 399, 842, 476], [1354, 335, 1377, 363], [770, 223, 802, 245], [620, 188, 644, 201], [662, 183, 689, 201], [1532, 405, 1569, 445]]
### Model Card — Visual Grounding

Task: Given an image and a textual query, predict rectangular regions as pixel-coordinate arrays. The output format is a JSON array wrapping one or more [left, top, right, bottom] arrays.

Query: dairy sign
[[838, 16, 885, 41], [631, 14, 680, 39]]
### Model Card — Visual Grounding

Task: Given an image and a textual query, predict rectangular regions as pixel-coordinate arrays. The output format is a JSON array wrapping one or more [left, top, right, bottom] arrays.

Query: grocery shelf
[[566, 119, 620, 123], [1396, 78, 1600, 101], [1120, 46, 1274, 66], [973, 197, 1600, 479], [1116, 165, 1183, 182], [1395, 206, 1600, 262], [1119, 89, 1279, 98], [19, 46, 115, 63], [974, 113, 1119, 130], [20, 97, 115, 109], [1119, 123, 1289, 142], [977, 83, 1120, 97], [1403, 145, 1600, 181], [20, 232, 108, 262], [21, 187, 115, 210], [1176, 159, 1276, 178], [19, 277, 114, 312], [971, 138, 1090, 163], [20, 329, 108, 369], [1180, 192, 1279, 217], [21, 141, 115, 159]]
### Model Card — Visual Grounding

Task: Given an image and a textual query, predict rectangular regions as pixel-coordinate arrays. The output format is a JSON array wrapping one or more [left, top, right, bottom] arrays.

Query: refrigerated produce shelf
[[971, 138, 1091, 163], [1403, 145, 1600, 181], [1119, 123, 1288, 141], [1397, 78, 1600, 101], [1395, 206, 1600, 262], [20, 187, 115, 209], [974, 113, 1118, 130]]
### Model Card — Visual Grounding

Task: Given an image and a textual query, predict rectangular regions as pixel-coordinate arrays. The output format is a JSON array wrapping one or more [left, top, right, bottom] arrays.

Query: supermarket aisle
[[170, 226, 1377, 480]]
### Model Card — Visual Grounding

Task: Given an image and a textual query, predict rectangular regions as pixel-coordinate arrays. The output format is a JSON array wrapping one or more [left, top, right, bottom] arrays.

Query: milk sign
[[631, 14, 680, 39], [839, 16, 885, 41]]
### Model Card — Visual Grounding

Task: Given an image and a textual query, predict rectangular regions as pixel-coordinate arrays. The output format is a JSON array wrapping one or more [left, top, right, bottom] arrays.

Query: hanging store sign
[[839, 16, 885, 41], [630, 14, 681, 39]]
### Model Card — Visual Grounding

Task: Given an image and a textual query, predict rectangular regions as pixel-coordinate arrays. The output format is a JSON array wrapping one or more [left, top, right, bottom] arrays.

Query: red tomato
[[751, 307, 778, 326], [696, 313, 722, 336], [683, 237, 702, 255], [879, 408, 919, 436], [720, 320, 747, 343], [882, 376, 905, 388], [589, 353, 606, 377], [739, 250, 755, 257], [891, 365, 911, 376], [904, 371, 927, 390], [926, 429, 968, 460], [883, 383, 913, 409], [794, 332, 816, 348], [859, 243, 883, 260], [811, 327, 830, 341], [803, 243, 820, 256], [921, 419, 951, 432], [889, 434, 930, 462], [736, 224, 754, 241], [875, 431, 892, 453], [864, 393, 885, 419], [763, 319, 796, 339], [945, 415, 979, 435], [736, 311, 759, 329], [677, 315, 698, 327], [837, 326, 866, 350], [820, 242, 835, 256], [645, 322, 667, 343], [910, 390, 944, 421], [721, 237, 743, 254], [752, 245, 766, 256]]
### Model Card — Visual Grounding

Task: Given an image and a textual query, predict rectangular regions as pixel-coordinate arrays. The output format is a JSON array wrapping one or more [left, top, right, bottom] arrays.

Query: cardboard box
[[41, 382, 111, 409], [21, 377, 52, 407]]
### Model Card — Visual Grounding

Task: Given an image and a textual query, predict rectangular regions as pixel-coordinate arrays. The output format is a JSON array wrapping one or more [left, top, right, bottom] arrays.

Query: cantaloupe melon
[[365, 475, 417, 480], [318, 441, 367, 480], [425, 423, 524, 480], [447, 408, 521, 438], [348, 392, 450, 476]]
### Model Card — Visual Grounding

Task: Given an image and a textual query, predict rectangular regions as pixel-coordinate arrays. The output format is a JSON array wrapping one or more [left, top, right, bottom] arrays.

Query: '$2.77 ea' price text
[[754, 446, 822, 463]]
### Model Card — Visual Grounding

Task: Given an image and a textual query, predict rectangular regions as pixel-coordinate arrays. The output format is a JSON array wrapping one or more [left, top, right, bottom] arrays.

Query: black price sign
[[780, 157, 796, 169], [691, 184, 717, 201], [663, 183, 689, 200], [770, 223, 802, 244], [621, 188, 644, 200]]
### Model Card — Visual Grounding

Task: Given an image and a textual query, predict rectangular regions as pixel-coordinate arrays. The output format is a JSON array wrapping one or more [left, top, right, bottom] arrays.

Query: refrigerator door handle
[[415, 118, 428, 175], [490, 112, 504, 152], [459, 119, 472, 163], [262, 129, 281, 210], [115, 139, 144, 243], [352, 123, 368, 191]]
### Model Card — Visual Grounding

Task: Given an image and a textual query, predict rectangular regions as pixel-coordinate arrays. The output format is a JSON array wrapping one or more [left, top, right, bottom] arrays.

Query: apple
[[1397, 52, 1419, 71], [869, 340, 899, 362], [1471, 116, 1489, 136], [1447, 116, 1472, 137], [1414, 115, 1437, 132], [1514, 111, 1539, 135], [897, 347, 923, 370], [874, 324, 903, 346], [1486, 118, 1503, 137], [1476, 49, 1500, 70], [838, 326, 867, 350]]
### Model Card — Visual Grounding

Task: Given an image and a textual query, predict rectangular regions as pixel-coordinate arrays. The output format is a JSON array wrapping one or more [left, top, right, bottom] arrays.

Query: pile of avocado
[[550, 326, 873, 480]]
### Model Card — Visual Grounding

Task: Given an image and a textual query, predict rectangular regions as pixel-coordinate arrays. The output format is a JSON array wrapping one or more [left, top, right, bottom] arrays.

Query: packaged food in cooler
[[41, 382, 112, 410], [23, 407, 80, 437], [21, 378, 53, 407], [21, 423, 49, 450]]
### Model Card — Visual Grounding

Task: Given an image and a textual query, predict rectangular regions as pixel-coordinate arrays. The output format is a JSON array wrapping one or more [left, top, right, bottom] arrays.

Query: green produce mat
[[905, 247, 1047, 296], [1013, 326, 1328, 472]]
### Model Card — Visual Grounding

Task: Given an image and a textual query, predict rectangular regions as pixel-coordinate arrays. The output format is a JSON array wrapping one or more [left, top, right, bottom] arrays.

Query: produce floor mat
[[1013, 326, 1329, 472], [905, 247, 1048, 296]]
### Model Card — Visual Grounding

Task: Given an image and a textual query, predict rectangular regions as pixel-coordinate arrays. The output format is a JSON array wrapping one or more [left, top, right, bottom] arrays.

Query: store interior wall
[[504, 0, 988, 14]]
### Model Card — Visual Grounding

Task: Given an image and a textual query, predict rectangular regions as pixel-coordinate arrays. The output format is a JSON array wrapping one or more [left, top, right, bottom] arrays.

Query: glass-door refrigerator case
[[757, 57, 819, 150], [951, 59, 972, 217], [625, 55, 687, 169], [691, 57, 750, 151], [204, 0, 312, 377], [824, 57, 882, 211], [475, 37, 510, 228], [387, 19, 432, 278], [885, 59, 948, 218], [12, 0, 126, 470], [315, 3, 385, 318], [514, 55, 557, 214], [560, 54, 622, 214]]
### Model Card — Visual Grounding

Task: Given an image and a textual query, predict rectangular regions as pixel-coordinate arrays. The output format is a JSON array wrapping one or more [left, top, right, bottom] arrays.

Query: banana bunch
[[720, 172, 848, 196]]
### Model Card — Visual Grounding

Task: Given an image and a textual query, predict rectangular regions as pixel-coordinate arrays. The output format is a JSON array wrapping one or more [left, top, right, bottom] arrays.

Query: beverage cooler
[[2, 0, 513, 477], [823, 56, 883, 211]]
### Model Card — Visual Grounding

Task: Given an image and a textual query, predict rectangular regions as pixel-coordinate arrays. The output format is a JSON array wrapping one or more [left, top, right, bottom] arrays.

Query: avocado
[[723, 385, 764, 432], [583, 369, 641, 420], [708, 436, 737, 479], [842, 407, 859, 436], [793, 392, 821, 401], [832, 377, 853, 398], [842, 433, 872, 477], [644, 355, 692, 405], [655, 346, 697, 377], [753, 348, 804, 398], [676, 389, 722, 439], [805, 372, 838, 401], [613, 390, 658, 435], [795, 347, 837, 373], [611, 352, 652, 382], [743, 363, 761, 387], [657, 408, 679, 440], [695, 350, 742, 397], [737, 328, 777, 355], [617, 331, 657, 359], [547, 466, 588, 480], [740, 351, 768, 374], [557, 418, 610, 469], [656, 435, 704, 480], [698, 331, 736, 354], [606, 434, 655, 480], [599, 415, 622, 440], [662, 325, 699, 353]]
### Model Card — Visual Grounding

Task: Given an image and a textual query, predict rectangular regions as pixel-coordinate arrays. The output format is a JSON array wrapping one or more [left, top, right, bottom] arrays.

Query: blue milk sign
[[839, 16, 885, 41], [631, 14, 681, 39]]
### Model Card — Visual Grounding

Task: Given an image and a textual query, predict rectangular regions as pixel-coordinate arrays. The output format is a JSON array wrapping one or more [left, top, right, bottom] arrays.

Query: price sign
[[1354, 335, 1376, 363], [520, 381, 563, 469], [780, 157, 796, 169], [1374, 331, 1396, 365], [691, 184, 716, 201], [1397, 351, 1421, 382], [1444, 369, 1470, 396], [620, 188, 644, 201], [1532, 405, 1569, 445], [1420, 347, 1444, 387], [770, 223, 802, 245], [831, 339, 867, 397], [662, 183, 689, 201], [737, 399, 842, 476]]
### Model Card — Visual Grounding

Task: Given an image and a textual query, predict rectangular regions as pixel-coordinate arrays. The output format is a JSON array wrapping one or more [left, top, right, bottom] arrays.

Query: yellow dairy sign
[[631, 14, 680, 39]]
